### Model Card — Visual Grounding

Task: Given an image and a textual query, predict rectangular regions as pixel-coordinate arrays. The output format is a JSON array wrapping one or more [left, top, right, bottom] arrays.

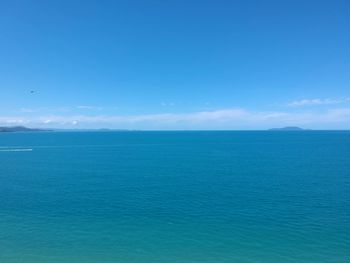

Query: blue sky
[[1, 0, 349, 129]]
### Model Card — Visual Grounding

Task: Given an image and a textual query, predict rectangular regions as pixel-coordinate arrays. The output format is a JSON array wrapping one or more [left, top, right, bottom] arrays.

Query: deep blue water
[[0, 131, 349, 263]]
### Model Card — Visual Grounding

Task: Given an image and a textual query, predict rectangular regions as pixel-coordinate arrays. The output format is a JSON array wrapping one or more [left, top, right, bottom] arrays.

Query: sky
[[0, 0, 349, 129]]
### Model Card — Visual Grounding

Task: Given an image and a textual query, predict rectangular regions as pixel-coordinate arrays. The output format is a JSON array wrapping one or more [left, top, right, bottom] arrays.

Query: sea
[[0, 131, 349, 263]]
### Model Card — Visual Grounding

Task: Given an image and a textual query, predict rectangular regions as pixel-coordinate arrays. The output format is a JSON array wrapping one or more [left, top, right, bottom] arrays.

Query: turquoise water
[[0, 131, 349, 263]]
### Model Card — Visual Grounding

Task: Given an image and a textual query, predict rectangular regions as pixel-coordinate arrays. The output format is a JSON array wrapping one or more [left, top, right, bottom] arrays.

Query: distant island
[[0, 126, 51, 132], [268, 126, 308, 131]]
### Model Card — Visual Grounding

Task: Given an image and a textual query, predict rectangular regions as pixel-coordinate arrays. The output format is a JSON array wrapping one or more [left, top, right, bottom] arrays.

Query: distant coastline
[[268, 126, 308, 131], [0, 126, 52, 132], [2, 126, 345, 132]]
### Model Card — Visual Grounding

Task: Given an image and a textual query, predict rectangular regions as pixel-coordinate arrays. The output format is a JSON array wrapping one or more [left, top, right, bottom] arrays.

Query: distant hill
[[0, 126, 51, 132], [268, 126, 307, 131]]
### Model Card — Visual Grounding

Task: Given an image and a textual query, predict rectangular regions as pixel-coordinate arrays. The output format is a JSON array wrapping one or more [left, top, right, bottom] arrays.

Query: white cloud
[[76, 105, 102, 110], [2, 108, 350, 129], [287, 98, 350, 107], [18, 107, 70, 113], [161, 102, 175, 107], [0, 118, 26, 124], [19, 108, 39, 113]]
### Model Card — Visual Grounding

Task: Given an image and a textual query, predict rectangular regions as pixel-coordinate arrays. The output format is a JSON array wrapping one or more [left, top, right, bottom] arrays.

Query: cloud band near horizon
[[1, 108, 350, 130]]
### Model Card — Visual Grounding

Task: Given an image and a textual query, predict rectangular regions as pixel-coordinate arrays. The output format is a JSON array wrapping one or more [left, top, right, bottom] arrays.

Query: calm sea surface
[[0, 131, 349, 263]]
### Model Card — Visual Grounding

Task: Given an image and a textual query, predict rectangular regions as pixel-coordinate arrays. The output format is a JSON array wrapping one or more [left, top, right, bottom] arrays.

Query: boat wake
[[0, 148, 33, 152]]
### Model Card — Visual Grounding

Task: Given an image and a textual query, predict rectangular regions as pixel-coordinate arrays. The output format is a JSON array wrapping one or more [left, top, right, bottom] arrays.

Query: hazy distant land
[[0, 126, 315, 132], [0, 126, 51, 132], [268, 126, 308, 131]]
